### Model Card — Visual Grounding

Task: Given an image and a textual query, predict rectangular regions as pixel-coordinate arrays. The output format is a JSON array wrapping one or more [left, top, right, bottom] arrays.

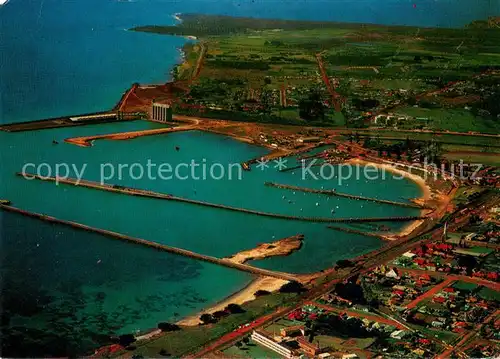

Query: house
[[433, 296, 446, 304], [390, 330, 407, 339], [342, 354, 359, 359], [386, 268, 400, 279], [412, 348, 426, 357]]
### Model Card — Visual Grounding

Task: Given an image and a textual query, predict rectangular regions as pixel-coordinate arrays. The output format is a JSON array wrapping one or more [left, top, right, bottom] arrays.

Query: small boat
[[52, 140, 59, 145], [242, 162, 250, 171], [175, 146, 180, 151], [0, 199, 11, 205]]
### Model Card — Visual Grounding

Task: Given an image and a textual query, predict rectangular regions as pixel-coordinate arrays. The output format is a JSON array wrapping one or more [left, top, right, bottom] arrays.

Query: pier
[[0, 203, 298, 282], [64, 125, 194, 147], [327, 225, 388, 240], [19, 173, 427, 224], [0, 111, 128, 132], [265, 182, 431, 210]]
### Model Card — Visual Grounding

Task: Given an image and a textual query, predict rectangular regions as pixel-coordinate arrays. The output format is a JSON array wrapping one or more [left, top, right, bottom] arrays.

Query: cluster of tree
[[268, 56, 315, 64], [353, 134, 443, 164], [199, 303, 246, 325], [325, 54, 387, 66], [115, 334, 136, 348], [157, 322, 180, 332], [351, 98, 379, 111], [234, 336, 251, 349], [335, 259, 354, 269], [279, 280, 307, 293], [474, 89, 500, 118], [334, 277, 378, 307], [209, 59, 271, 70], [254, 289, 271, 297], [298, 88, 326, 121]]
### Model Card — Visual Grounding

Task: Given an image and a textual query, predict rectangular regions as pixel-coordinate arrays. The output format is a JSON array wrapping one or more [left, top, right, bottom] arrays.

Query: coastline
[[176, 235, 303, 327], [176, 276, 288, 326], [348, 158, 433, 240]]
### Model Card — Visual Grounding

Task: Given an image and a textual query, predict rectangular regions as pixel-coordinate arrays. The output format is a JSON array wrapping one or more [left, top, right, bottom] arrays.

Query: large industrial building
[[151, 102, 173, 122]]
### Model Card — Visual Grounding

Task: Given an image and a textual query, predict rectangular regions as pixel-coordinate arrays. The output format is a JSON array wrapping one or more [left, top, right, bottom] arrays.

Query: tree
[[279, 281, 306, 293], [264, 77, 272, 85], [225, 303, 245, 314], [336, 259, 354, 268], [159, 349, 170, 357], [212, 310, 229, 319], [157, 322, 180, 332], [299, 88, 325, 121], [242, 336, 250, 344], [361, 280, 379, 308], [478, 89, 500, 117], [200, 313, 216, 325], [254, 289, 271, 297], [118, 334, 136, 347]]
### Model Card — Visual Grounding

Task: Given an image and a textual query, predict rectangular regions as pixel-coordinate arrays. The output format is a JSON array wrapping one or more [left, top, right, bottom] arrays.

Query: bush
[[225, 303, 245, 314], [118, 334, 136, 347], [279, 281, 306, 293], [159, 349, 170, 357], [200, 313, 216, 324], [254, 289, 271, 297], [336, 259, 354, 268], [212, 310, 230, 319], [157, 322, 180, 332]]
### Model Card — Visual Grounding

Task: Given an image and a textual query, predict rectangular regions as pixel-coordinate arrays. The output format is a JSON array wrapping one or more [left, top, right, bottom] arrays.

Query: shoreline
[[176, 276, 288, 326], [348, 158, 433, 240], [176, 235, 304, 326]]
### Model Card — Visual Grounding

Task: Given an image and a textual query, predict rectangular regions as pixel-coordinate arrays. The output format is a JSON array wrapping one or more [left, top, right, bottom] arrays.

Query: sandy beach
[[177, 276, 288, 326], [176, 235, 306, 326], [348, 158, 434, 241]]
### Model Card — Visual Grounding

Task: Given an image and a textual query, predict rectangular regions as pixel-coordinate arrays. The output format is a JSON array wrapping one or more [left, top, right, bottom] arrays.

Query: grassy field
[[394, 107, 500, 134], [126, 292, 297, 357], [443, 153, 500, 167], [133, 14, 500, 133], [346, 130, 500, 148]]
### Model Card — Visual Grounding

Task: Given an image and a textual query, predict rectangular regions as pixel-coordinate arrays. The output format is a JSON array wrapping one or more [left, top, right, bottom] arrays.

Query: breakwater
[[0, 111, 126, 132], [265, 182, 430, 210], [0, 203, 298, 281], [327, 225, 388, 240], [64, 125, 194, 147], [18, 173, 426, 224]]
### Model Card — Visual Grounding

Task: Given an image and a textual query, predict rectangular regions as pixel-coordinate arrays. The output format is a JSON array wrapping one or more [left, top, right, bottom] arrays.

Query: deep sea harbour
[[0, 0, 495, 356]]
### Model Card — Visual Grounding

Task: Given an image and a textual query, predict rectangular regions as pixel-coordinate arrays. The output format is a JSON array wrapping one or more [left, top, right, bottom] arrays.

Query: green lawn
[[396, 107, 500, 134], [478, 287, 500, 302], [444, 153, 500, 167], [125, 292, 297, 357]]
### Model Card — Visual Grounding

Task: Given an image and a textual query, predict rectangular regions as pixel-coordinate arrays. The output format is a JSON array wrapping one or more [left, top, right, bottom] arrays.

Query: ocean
[[0, 0, 494, 356]]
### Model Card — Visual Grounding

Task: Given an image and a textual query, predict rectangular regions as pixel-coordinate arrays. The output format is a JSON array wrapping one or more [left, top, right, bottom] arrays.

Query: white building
[[251, 330, 297, 359], [151, 103, 172, 122]]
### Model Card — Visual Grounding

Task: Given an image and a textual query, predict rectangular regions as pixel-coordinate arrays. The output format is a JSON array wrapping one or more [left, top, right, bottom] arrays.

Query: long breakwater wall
[[327, 225, 388, 240], [0, 111, 123, 132], [18, 173, 426, 224], [0, 203, 297, 282], [265, 182, 430, 210]]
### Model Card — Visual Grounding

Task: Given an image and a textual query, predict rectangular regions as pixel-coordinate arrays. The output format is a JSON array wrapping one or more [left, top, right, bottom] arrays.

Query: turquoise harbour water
[[1, 0, 496, 356]]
